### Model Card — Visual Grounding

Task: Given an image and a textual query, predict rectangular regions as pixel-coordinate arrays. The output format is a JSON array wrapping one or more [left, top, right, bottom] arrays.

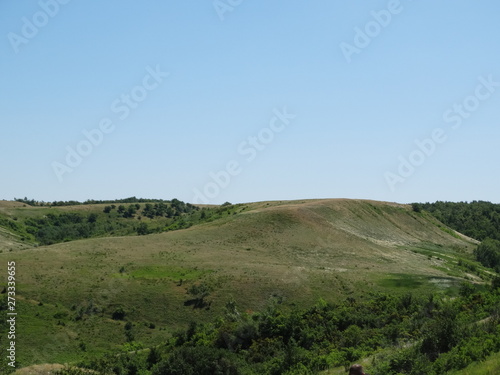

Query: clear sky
[[1, 0, 499, 204]]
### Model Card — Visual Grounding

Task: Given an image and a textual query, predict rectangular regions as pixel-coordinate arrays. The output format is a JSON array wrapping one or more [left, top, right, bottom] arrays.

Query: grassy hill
[[0, 201, 34, 252], [0, 199, 489, 370]]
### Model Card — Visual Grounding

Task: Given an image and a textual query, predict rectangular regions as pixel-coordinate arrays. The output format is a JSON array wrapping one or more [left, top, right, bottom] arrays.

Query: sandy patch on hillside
[[14, 364, 65, 375]]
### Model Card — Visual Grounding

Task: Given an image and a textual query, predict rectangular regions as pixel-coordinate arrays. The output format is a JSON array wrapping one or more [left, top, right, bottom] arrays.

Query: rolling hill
[[0, 199, 485, 370]]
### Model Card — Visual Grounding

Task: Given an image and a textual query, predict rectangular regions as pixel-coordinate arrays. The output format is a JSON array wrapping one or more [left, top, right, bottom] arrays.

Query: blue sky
[[1, 0, 500, 204]]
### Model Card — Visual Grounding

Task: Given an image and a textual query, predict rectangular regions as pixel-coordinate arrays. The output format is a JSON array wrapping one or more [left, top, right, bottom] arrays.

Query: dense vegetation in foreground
[[47, 281, 500, 375]]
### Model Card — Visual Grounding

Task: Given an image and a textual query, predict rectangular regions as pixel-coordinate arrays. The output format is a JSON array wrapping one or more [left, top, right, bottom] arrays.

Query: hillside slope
[[0, 199, 481, 367], [0, 201, 34, 251]]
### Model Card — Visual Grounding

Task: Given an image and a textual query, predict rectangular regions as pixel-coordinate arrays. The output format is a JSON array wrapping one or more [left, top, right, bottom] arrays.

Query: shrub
[[112, 306, 126, 320]]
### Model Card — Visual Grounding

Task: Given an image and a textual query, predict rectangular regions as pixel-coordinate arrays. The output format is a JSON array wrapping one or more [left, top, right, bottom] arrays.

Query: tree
[[123, 205, 137, 218], [166, 206, 174, 218], [112, 306, 126, 320], [412, 203, 422, 213], [420, 302, 462, 361], [147, 347, 162, 370], [491, 276, 500, 290], [474, 238, 500, 272], [224, 298, 240, 322], [458, 282, 477, 298], [187, 283, 212, 308], [87, 213, 98, 223], [155, 203, 167, 217], [152, 346, 243, 375], [142, 204, 155, 219], [137, 223, 149, 236]]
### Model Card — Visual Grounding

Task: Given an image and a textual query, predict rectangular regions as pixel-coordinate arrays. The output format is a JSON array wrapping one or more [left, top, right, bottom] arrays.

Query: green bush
[[152, 346, 245, 375], [112, 306, 126, 320]]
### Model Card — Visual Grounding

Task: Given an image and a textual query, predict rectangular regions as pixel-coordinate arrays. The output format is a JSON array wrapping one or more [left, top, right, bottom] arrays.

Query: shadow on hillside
[[184, 298, 211, 310]]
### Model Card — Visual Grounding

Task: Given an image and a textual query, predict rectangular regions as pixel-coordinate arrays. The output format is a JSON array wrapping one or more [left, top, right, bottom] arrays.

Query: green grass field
[[0, 198, 493, 372]]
